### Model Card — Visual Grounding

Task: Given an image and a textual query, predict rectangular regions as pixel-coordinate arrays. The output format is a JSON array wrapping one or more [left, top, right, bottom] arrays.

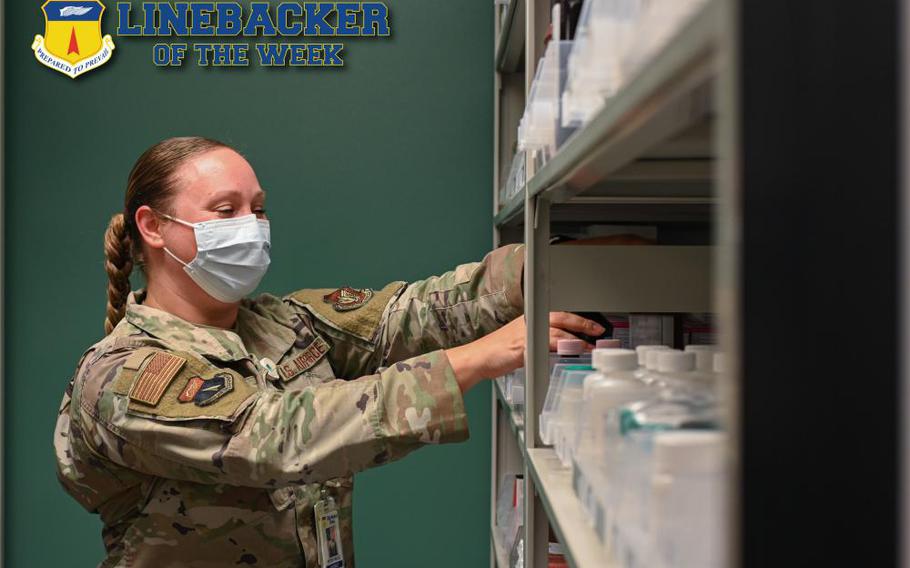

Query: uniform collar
[[124, 290, 296, 363]]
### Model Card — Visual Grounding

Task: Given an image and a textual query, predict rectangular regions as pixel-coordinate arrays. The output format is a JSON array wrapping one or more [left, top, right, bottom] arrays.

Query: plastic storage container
[[650, 431, 726, 568], [540, 340, 592, 444], [562, 0, 639, 126], [562, 0, 709, 129], [500, 149, 527, 206], [518, 40, 574, 165], [610, 395, 719, 565], [552, 367, 597, 467], [572, 349, 654, 536], [541, 364, 593, 447]]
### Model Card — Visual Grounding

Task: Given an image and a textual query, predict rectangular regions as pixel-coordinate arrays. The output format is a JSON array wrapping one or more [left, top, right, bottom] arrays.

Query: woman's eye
[[255, 208, 267, 217], [215, 208, 234, 217]]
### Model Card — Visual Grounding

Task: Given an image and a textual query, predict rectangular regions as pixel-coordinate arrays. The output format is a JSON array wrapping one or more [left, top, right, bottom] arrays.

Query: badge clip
[[315, 488, 345, 568]]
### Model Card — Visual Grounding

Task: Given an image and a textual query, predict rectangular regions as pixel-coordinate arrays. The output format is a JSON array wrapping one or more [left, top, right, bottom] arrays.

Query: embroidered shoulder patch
[[178, 377, 205, 402], [193, 373, 234, 406], [128, 352, 186, 406], [323, 287, 374, 312], [287, 282, 406, 343]]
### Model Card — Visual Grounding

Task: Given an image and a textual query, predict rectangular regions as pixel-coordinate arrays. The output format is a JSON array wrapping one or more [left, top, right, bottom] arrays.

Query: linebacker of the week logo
[[32, 1, 115, 79]]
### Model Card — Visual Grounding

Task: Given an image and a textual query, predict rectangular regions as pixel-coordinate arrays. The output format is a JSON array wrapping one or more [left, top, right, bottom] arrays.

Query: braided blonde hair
[[103, 213, 134, 334], [103, 136, 231, 334]]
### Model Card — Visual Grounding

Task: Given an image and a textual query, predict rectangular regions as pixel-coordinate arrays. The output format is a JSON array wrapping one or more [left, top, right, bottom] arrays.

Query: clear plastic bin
[[518, 40, 574, 165], [562, 0, 641, 126], [552, 367, 595, 467], [539, 340, 591, 445], [499, 149, 526, 206], [540, 364, 592, 446], [611, 397, 720, 566], [562, 0, 709, 129]]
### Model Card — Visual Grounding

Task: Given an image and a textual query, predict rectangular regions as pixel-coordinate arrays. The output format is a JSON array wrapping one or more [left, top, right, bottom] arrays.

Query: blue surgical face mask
[[158, 212, 271, 303]]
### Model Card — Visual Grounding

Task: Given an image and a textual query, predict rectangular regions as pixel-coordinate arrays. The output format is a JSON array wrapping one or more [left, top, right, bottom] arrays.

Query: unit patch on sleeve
[[128, 351, 187, 406], [177, 377, 205, 402], [279, 336, 331, 382], [193, 373, 234, 406], [287, 281, 406, 343], [322, 287, 374, 312]]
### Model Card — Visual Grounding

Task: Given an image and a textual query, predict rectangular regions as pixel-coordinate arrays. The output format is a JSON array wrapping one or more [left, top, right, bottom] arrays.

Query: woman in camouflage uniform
[[54, 137, 603, 567]]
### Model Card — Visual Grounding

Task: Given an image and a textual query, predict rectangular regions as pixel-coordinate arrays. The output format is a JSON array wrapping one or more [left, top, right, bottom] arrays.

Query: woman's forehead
[[173, 148, 262, 202]]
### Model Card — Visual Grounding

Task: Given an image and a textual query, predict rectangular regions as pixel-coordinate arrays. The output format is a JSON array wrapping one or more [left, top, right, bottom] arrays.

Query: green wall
[[4, 2, 494, 566]]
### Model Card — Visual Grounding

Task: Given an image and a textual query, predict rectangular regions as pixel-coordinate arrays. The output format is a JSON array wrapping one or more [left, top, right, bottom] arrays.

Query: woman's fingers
[[548, 327, 580, 350], [549, 312, 605, 336]]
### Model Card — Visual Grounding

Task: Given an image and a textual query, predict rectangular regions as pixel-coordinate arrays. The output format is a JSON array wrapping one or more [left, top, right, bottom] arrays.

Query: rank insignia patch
[[129, 352, 186, 406], [193, 373, 234, 407], [322, 287, 374, 312], [32, 1, 115, 79], [177, 377, 205, 403]]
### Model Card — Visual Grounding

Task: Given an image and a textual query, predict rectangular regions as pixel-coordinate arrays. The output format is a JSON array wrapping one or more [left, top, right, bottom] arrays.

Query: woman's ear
[[134, 205, 166, 249]]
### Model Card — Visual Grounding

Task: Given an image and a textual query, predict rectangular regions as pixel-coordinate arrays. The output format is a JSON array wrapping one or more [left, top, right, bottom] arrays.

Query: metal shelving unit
[[526, 449, 618, 568], [490, 1, 735, 567], [495, 0, 525, 72], [492, 528, 511, 568], [495, 0, 719, 228]]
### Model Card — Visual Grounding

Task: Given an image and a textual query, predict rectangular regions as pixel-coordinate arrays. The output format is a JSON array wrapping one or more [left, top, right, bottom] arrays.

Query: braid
[[104, 213, 133, 334]]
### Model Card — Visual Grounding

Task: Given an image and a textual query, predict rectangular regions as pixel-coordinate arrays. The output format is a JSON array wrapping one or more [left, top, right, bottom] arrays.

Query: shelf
[[526, 448, 616, 568], [494, 191, 524, 227], [549, 245, 713, 312], [491, 527, 511, 568], [494, 0, 721, 228], [495, 0, 525, 73]]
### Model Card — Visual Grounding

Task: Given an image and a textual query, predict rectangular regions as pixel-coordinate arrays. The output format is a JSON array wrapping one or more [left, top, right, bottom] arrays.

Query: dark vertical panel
[[740, 1, 898, 565]]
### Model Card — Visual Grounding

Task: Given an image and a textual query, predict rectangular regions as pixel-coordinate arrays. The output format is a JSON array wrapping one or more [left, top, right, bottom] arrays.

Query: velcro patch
[[123, 348, 155, 371], [287, 281, 406, 343], [129, 352, 186, 406], [178, 377, 205, 402], [279, 336, 330, 382], [194, 373, 233, 406], [323, 287, 374, 312]]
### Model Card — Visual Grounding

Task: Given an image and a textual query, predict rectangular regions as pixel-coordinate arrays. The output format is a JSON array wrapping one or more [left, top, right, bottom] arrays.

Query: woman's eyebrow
[[203, 189, 266, 203]]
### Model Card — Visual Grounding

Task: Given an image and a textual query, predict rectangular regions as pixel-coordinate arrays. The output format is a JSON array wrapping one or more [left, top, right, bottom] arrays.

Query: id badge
[[315, 492, 345, 568]]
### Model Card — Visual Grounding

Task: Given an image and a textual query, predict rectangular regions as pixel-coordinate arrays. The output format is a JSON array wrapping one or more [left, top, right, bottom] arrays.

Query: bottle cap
[[557, 339, 586, 356], [592, 348, 638, 372], [657, 350, 696, 373], [596, 338, 622, 349], [645, 348, 669, 370], [685, 345, 716, 372], [636, 345, 669, 366], [713, 353, 727, 374], [653, 431, 725, 475]]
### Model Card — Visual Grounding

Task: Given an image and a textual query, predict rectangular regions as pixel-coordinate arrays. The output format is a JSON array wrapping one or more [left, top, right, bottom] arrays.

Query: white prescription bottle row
[[540, 345, 726, 568]]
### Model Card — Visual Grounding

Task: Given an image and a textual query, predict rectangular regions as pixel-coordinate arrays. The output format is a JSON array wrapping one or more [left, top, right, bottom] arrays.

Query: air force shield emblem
[[32, 1, 115, 79]]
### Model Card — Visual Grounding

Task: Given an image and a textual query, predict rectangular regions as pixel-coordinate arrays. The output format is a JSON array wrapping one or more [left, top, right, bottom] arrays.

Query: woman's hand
[[445, 312, 605, 393]]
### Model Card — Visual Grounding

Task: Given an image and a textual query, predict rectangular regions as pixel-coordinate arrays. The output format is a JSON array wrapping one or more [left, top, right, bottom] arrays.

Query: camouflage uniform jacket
[[54, 245, 524, 567]]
